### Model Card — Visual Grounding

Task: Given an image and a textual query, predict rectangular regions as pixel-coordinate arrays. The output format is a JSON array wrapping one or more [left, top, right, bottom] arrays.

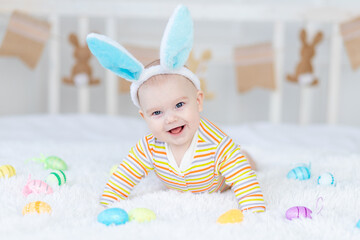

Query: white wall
[[1, 1, 360, 126]]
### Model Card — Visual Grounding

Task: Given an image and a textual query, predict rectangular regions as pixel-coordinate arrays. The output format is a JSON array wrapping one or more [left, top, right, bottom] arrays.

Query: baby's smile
[[168, 125, 185, 135]]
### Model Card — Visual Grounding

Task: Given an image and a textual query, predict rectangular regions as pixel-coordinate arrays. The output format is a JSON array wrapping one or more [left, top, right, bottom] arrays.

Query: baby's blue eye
[[176, 102, 184, 108], [152, 111, 161, 116]]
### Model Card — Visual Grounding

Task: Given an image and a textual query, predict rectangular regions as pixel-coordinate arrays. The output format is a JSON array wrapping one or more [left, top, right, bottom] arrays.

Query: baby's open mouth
[[168, 125, 185, 134]]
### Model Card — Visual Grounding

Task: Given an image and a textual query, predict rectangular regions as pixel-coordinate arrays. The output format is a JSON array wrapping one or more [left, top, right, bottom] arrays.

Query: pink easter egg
[[23, 175, 53, 196]]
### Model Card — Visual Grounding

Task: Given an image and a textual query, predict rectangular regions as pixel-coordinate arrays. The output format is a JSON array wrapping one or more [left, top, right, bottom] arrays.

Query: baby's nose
[[165, 112, 177, 124]]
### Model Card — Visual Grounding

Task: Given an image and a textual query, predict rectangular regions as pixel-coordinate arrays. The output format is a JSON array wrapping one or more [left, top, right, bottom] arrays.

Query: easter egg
[[23, 177, 53, 196], [285, 206, 312, 220], [97, 208, 129, 226], [0, 165, 16, 178], [216, 209, 244, 224], [317, 172, 336, 186], [287, 166, 311, 180], [46, 170, 67, 186], [23, 201, 52, 215], [109, 164, 118, 175], [129, 208, 156, 223], [44, 156, 68, 171]]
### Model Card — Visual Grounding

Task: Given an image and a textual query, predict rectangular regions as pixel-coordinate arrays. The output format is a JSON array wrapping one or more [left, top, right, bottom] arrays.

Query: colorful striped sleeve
[[215, 137, 266, 213], [100, 136, 154, 207]]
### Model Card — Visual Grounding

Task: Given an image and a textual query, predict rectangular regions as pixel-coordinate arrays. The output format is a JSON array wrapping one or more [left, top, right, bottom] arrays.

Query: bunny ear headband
[[86, 5, 200, 108]]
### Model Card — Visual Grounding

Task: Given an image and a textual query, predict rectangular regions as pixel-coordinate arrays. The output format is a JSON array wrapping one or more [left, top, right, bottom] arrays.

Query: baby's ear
[[196, 90, 204, 112], [160, 5, 193, 70], [86, 33, 144, 81], [138, 109, 145, 119]]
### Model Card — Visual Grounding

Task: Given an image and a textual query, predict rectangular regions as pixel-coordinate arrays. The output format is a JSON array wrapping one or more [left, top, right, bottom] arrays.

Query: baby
[[87, 5, 265, 213]]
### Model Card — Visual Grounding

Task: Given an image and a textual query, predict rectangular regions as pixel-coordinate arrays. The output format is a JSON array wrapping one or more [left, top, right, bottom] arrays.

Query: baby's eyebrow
[[175, 96, 189, 102]]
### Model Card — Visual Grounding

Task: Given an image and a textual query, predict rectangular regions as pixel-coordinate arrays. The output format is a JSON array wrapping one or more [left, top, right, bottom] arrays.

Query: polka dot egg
[[317, 172, 336, 186]]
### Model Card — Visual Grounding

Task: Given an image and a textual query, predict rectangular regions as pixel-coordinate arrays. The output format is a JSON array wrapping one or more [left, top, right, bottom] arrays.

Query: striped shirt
[[101, 117, 266, 212]]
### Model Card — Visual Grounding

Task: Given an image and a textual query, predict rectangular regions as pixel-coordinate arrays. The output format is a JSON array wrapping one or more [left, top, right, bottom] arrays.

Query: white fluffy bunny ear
[[86, 33, 144, 81], [160, 5, 193, 70]]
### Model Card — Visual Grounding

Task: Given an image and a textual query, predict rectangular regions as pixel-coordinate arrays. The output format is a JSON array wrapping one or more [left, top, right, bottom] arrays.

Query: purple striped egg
[[285, 206, 312, 220]]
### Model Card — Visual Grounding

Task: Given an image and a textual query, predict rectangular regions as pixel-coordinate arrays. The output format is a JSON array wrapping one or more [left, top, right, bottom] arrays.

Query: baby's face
[[138, 74, 204, 150]]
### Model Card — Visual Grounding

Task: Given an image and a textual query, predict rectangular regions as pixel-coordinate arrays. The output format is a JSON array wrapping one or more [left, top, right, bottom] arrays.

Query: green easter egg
[[129, 208, 156, 223], [44, 156, 68, 171], [46, 170, 67, 186]]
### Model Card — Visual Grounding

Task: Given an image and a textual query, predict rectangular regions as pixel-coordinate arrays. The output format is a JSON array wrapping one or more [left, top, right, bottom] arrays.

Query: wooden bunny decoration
[[287, 29, 323, 86], [187, 50, 214, 99], [63, 33, 100, 86]]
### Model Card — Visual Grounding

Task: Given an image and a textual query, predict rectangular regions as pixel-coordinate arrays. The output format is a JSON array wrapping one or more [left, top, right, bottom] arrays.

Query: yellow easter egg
[[22, 201, 52, 215], [216, 209, 244, 224], [129, 208, 156, 223], [0, 165, 16, 178], [109, 164, 118, 175]]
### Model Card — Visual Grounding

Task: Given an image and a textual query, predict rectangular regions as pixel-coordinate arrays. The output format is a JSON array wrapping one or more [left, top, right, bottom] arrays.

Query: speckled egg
[[217, 209, 244, 224], [317, 172, 336, 186], [97, 208, 129, 226], [129, 208, 156, 223]]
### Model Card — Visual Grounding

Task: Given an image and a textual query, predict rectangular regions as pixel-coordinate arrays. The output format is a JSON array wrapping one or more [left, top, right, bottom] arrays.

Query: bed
[[1, 114, 360, 239]]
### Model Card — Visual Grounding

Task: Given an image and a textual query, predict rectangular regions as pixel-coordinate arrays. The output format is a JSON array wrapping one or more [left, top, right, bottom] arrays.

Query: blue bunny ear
[[160, 5, 193, 70], [86, 33, 144, 81]]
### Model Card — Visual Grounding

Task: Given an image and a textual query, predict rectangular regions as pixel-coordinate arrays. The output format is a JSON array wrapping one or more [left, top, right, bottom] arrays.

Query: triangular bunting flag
[[234, 42, 275, 93], [340, 17, 360, 70], [0, 11, 51, 69]]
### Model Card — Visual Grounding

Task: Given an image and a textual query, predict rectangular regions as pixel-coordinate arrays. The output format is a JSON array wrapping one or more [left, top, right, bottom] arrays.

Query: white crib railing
[[1, 0, 358, 124]]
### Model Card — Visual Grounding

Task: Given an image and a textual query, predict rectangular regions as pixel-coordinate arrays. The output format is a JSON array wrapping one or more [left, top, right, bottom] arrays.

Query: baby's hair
[[138, 60, 198, 107]]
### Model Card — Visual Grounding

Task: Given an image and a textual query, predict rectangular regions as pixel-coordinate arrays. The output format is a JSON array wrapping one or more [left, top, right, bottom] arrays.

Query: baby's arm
[[100, 137, 153, 207], [216, 137, 266, 213]]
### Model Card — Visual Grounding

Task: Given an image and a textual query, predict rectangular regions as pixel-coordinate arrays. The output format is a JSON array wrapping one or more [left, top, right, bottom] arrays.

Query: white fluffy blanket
[[1, 115, 360, 240]]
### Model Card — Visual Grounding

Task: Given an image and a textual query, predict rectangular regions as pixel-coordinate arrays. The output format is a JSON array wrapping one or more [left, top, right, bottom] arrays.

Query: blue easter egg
[[287, 166, 311, 180], [317, 172, 336, 186], [356, 220, 360, 229], [97, 208, 129, 226]]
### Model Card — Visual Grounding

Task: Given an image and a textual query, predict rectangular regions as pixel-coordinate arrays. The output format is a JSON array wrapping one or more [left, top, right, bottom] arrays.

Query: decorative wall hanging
[[187, 50, 214, 100], [0, 11, 51, 69], [287, 29, 323, 86], [118, 45, 159, 93], [63, 33, 100, 86], [234, 42, 275, 93], [340, 16, 360, 70]]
